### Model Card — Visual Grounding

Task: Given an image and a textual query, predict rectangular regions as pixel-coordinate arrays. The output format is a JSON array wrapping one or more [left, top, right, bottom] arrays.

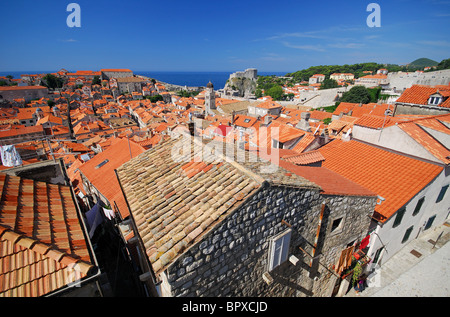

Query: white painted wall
[[366, 167, 449, 270], [352, 124, 442, 164]]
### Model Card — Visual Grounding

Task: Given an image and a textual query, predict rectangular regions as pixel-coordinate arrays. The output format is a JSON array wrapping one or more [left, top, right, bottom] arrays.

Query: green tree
[[367, 87, 382, 103], [320, 78, 339, 90], [92, 75, 101, 85], [266, 85, 284, 100], [150, 95, 163, 102], [255, 88, 263, 98], [42, 74, 64, 89], [437, 58, 450, 70], [340, 86, 371, 104]]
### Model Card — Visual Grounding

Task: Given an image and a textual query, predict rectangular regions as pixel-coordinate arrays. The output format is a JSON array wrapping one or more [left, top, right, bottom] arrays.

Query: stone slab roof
[[116, 135, 318, 274]]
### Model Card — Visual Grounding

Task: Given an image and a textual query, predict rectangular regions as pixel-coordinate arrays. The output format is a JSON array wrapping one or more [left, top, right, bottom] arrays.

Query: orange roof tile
[[269, 121, 305, 143], [255, 150, 376, 197], [256, 100, 283, 109], [396, 84, 450, 108], [291, 133, 316, 153], [354, 114, 408, 129], [0, 173, 94, 297], [78, 138, 145, 218], [319, 140, 443, 223], [283, 150, 325, 165], [233, 115, 259, 129], [398, 119, 450, 165]]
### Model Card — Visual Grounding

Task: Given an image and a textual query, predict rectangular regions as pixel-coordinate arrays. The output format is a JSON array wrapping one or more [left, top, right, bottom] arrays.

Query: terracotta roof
[[332, 102, 359, 116], [233, 115, 259, 129], [283, 150, 325, 165], [36, 115, 63, 126], [116, 136, 317, 275], [78, 138, 145, 219], [0, 125, 44, 139], [255, 100, 283, 109], [269, 121, 306, 143], [351, 103, 392, 118], [397, 115, 450, 165], [319, 140, 443, 223], [308, 110, 332, 121], [396, 84, 450, 108], [291, 133, 316, 153], [252, 149, 376, 197], [353, 114, 407, 129], [0, 173, 94, 297]]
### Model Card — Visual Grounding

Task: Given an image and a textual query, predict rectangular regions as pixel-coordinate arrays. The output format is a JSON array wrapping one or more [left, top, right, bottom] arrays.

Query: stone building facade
[[116, 136, 377, 297], [0, 86, 48, 102], [101, 69, 134, 81], [116, 77, 145, 94], [162, 187, 376, 297], [205, 81, 216, 115]]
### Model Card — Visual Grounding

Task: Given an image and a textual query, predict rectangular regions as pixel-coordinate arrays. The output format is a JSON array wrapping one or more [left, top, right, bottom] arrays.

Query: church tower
[[205, 81, 216, 115]]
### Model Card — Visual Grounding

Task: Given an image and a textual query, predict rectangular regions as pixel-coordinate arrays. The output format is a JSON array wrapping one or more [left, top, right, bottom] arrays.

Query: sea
[[0, 71, 287, 90]]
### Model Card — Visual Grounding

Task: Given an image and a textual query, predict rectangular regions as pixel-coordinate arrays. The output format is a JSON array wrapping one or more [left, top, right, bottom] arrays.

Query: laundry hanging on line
[[85, 202, 104, 238], [0, 145, 23, 167], [359, 235, 371, 250]]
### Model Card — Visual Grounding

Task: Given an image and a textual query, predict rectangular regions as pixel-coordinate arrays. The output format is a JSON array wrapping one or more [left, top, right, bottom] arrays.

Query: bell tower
[[205, 81, 216, 115]]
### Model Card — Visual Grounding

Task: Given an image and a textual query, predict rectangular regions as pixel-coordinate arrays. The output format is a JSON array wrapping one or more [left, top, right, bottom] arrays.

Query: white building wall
[[366, 168, 449, 270], [352, 125, 442, 164]]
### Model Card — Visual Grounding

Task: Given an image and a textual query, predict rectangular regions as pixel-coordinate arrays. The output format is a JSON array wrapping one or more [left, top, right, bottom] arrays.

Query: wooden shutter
[[268, 229, 291, 271]]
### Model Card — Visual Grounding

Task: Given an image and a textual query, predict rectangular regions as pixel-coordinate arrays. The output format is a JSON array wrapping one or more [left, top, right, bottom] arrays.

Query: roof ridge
[[0, 224, 93, 274], [397, 113, 450, 125]]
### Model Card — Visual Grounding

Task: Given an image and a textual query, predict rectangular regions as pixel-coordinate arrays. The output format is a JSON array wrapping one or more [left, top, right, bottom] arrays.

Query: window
[[392, 207, 406, 228], [95, 159, 109, 169], [268, 229, 291, 271], [412, 197, 425, 216], [331, 217, 343, 233], [372, 246, 384, 264], [428, 97, 442, 105], [401, 226, 414, 243], [436, 185, 449, 203], [424, 215, 436, 231]]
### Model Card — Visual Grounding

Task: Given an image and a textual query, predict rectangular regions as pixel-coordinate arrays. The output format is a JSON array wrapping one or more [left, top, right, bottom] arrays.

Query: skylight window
[[95, 159, 109, 169]]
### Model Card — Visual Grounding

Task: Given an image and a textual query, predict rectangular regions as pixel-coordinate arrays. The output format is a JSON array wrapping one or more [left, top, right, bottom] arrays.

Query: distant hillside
[[409, 58, 438, 67]]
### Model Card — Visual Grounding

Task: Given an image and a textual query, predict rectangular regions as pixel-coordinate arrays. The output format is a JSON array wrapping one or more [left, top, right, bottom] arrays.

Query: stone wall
[[0, 86, 48, 102], [162, 183, 376, 297], [394, 103, 450, 116]]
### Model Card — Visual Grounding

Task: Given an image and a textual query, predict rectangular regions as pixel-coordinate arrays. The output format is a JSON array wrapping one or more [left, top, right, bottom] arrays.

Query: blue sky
[[0, 0, 449, 72]]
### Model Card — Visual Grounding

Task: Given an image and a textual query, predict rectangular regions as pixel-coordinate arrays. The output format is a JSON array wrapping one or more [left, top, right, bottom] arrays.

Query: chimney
[[264, 115, 273, 125], [295, 112, 312, 132]]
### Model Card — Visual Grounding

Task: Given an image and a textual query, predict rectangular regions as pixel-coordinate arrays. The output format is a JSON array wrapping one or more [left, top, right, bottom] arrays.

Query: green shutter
[[401, 226, 414, 243], [412, 197, 425, 216], [393, 207, 406, 228]]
